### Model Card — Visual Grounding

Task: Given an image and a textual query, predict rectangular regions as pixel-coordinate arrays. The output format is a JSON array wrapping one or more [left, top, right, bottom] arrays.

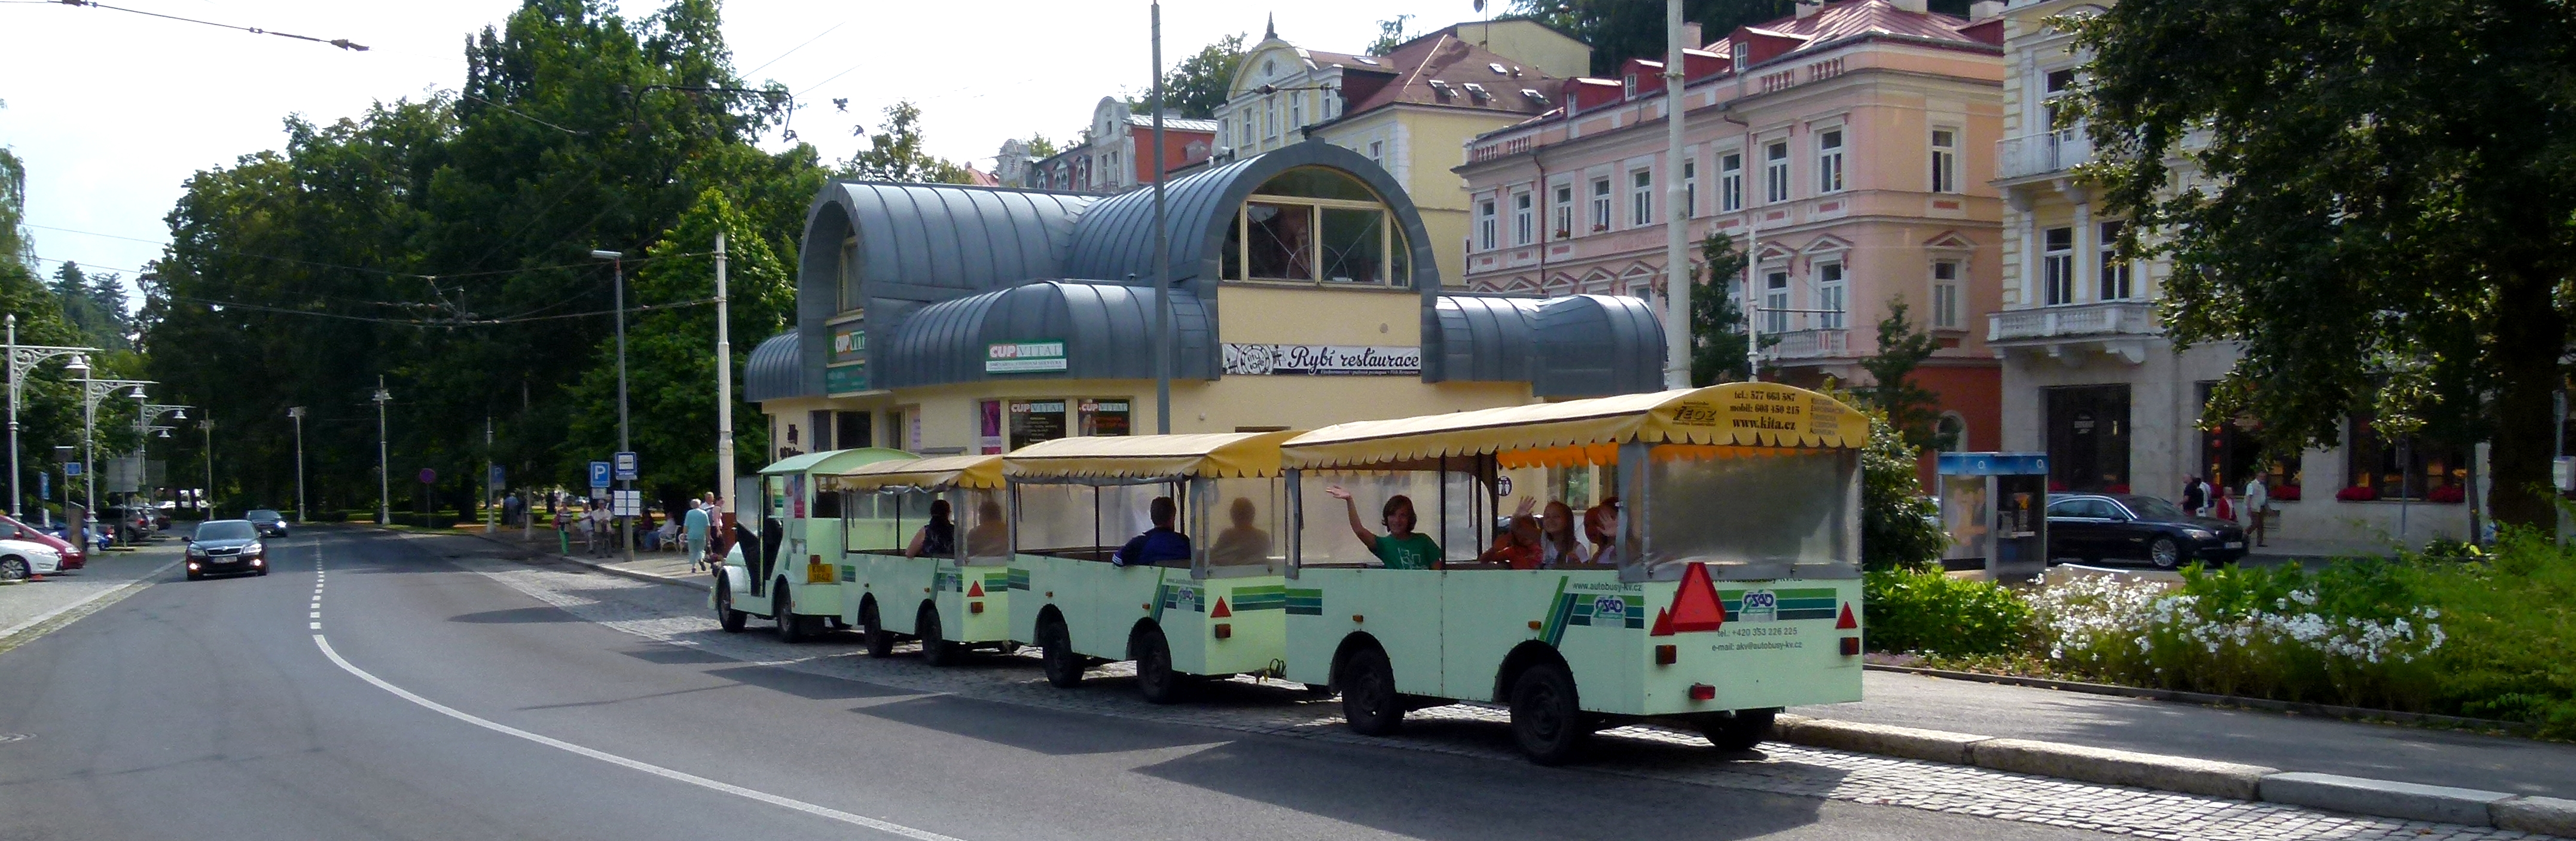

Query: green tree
[[841, 101, 974, 184], [2068, 0, 2576, 528], [1023, 133, 1061, 160], [1855, 296, 1953, 452], [1857, 402, 1946, 571], [1504, 0, 1967, 76], [1689, 231, 1764, 385], [1158, 33, 1246, 120], [1369, 16, 1416, 56]]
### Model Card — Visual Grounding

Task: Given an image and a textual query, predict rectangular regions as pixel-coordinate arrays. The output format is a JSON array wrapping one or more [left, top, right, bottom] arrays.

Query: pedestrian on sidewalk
[[2181, 476, 2206, 516], [683, 499, 710, 572], [2244, 473, 2270, 547], [2213, 485, 2235, 522], [582, 499, 608, 557]]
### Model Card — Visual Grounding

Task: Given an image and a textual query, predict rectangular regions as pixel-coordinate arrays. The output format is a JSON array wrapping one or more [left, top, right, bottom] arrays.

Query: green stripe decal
[[1005, 568, 1031, 590], [1284, 587, 1323, 616], [1538, 576, 1573, 647]]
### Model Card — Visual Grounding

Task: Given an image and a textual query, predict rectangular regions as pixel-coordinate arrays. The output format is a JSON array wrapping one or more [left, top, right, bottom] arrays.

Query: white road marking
[[309, 612, 321, 618], [310, 635, 964, 841], [309, 622, 321, 629]]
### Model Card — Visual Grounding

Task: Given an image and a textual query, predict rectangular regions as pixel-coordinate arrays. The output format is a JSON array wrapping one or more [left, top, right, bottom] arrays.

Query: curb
[[443, 528, 712, 592], [1771, 715, 2570, 834], [1863, 663, 2540, 736]]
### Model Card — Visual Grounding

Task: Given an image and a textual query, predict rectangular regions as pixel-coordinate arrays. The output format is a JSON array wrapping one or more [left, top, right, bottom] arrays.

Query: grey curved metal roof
[[876, 281, 1214, 389], [1063, 140, 1443, 290], [1425, 294, 1665, 397], [745, 331, 810, 402], [808, 182, 1096, 295]]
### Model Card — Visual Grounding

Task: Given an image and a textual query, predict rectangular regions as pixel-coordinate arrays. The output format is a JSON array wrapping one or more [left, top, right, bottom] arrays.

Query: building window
[[1551, 184, 1573, 238], [1816, 129, 1845, 194], [1478, 198, 1498, 251], [1368, 139, 1382, 161], [1762, 269, 1790, 334], [1222, 167, 1410, 287], [2346, 413, 2467, 501], [1629, 169, 1653, 226], [1719, 151, 1743, 212], [1242, 112, 1255, 150], [1289, 95, 1304, 130], [1590, 177, 1613, 231], [1931, 260, 1962, 330], [2042, 226, 2076, 305], [2044, 68, 2078, 129], [1931, 128, 1960, 193], [1512, 191, 1534, 245], [1815, 260, 1846, 329], [1764, 141, 1791, 203], [2098, 220, 2132, 300], [1683, 158, 1699, 218], [1265, 96, 1278, 139]]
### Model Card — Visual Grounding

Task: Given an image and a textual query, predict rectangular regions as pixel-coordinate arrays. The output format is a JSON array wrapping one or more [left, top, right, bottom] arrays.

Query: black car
[[185, 519, 269, 580], [246, 508, 289, 538], [2044, 493, 2248, 569]]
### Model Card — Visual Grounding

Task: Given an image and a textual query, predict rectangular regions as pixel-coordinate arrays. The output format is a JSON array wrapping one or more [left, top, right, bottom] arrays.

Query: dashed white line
[[310, 634, 964, 841]]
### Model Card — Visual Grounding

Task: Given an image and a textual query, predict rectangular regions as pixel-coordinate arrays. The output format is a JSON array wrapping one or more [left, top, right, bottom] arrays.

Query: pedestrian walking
[[2213, 486, 2235, 522], [2181, 476, 2206, 516], [584, 499, 610, 557], [683, 499, 711, 572], [2244, 473, 2270, 547]]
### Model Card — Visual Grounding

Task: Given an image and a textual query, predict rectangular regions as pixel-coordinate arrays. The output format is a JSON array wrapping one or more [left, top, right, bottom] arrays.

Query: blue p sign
[[588, 461, 612, 489]]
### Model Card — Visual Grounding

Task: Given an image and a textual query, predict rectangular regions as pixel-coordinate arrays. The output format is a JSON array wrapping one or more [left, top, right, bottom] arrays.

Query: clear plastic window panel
[[844, 489, 929, 554], [1637, 447, 1860, 581], [1245, 202, 1315, 281], [1294, 470, 1485, 568], [1318, 206, 1385, 284], [1192, 476, 1287, 578], [1011, 481, 1180, 563], [958, 488, 1011, 565]]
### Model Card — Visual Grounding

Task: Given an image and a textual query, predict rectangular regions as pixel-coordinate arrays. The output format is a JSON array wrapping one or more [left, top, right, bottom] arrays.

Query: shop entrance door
[[2045, 385, 2131, 492]]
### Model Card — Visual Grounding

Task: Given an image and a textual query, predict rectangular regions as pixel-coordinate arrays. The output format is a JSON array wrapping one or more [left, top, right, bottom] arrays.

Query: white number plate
[[2223, 541, 2244, 549]]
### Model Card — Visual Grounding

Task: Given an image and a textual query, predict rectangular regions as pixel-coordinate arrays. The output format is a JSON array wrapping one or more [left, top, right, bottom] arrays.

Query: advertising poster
[[1010, 400, 1067, 450], [1078, 399, 1130, 436]]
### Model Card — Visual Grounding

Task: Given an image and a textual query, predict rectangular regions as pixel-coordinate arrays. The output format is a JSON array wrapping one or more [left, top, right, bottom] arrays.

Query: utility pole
[[484, 417, 495, 534], [715, 231, 737, 526], [1661, 0, 1693, 391], [288, 406, 306, 523], [200, 413, 213, 517], [1151, 0, 1174, 434], [374, 377, 392, 525], [591, 249, 633, 563]]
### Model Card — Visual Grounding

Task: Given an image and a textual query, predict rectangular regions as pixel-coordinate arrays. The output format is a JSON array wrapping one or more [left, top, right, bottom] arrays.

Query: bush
[[1856, 404, 1946, 571], [1863, 568, 2032, 657], [2403, 527, 2576, 736]]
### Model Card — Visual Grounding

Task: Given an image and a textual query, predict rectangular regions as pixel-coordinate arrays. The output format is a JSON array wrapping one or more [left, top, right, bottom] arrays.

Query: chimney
[[1890, 0, 1928, 13], [1970, 0, 2006, 19], [1681, 22, 1704, 48], [1795, 1, 1822, 19]]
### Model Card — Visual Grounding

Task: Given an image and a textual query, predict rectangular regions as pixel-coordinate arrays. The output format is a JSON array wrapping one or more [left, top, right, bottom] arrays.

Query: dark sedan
[[2046, 493, 2248, 569], [246, 508, 289, 538], [185, 519, 270, 580]]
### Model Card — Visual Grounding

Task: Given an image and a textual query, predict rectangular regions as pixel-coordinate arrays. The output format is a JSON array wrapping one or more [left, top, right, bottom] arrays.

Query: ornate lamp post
[[5, 315, 100, 517], [136, 398, 188, 516], [77, 374, 153, 542]]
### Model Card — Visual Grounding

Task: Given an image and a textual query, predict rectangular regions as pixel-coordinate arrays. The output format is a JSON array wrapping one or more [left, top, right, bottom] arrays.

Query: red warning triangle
[[1667, 563, 1726, 633], [1649, 607, 1675, 637], [967, 580, 985, 598], [1835, 602, 1858, 630], [1210, 596, 1232, 618]]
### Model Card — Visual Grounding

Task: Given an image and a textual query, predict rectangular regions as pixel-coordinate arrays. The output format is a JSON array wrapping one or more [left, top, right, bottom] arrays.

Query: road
[[0, 527, 2107, 841]]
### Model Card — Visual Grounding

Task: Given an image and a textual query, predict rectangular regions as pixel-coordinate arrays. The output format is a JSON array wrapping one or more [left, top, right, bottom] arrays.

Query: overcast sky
[[1, 0, 1487, 304]]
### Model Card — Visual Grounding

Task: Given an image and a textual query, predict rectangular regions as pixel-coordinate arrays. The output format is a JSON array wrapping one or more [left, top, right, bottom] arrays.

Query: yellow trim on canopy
[[823, 454, 1005, 492], [1004, 431, 1300, 480], [1284, 382, 1869, 470]]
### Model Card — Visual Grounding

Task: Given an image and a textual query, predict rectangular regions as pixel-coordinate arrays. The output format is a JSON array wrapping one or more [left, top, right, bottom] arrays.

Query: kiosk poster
[[1991, 474, 2049, 577], [1009, 401, 1067, 450]]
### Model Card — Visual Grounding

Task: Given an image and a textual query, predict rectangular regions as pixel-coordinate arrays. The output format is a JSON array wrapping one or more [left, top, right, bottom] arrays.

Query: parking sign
[[613, 451, 637, 481], [588, 461, 612, 489]]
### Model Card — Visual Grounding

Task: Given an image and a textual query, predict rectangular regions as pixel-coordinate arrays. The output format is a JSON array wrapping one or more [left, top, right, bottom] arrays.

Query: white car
[[0, 538, 63, 581]]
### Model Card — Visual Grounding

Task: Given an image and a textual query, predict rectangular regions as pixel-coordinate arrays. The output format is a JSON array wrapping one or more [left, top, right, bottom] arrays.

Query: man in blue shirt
[[1112, 496, 1192, 568]]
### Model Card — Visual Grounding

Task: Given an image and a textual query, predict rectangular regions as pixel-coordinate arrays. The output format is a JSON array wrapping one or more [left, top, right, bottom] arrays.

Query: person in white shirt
[[2244, 474, 2270, 547]]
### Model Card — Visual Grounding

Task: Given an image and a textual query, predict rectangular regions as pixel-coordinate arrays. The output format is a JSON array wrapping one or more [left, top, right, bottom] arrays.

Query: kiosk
[[1278, 383, 1870, 763], [1003, 432, 1299, 703], [1936, 452, 2049, 578], [827, 455, 1015, 665]]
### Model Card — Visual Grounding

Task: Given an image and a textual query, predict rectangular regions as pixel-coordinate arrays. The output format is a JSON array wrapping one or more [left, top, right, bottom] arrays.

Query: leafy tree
[[1856, 296, 1954, 452], [1, 147, 29, 266], [1689, 231, 1764, 385], [841, 101, 974, 184], [2068, 0, 2576, 528], [1023, 133, 1061, 160], [1504, 0, 1966, 76], [1369, 16, 1416, 56], [1158, 33, 1245, 120], [1857, 401, 1946, 571]]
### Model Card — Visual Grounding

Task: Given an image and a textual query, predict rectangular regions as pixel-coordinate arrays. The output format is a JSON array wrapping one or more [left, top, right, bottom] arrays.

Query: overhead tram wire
[[37, 0, 368, 51], [23, 236, 718, 282], [160, 294, 723, 328]]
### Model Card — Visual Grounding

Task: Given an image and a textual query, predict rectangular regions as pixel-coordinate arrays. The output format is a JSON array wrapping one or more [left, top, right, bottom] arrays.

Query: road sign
[[588, 461, 612, 489], [488, 464, 505, 490], [418, 468, 438, 485], [609, 489, 642, 517], [613, 451, 638, 482], [62, 462, 81, 477]]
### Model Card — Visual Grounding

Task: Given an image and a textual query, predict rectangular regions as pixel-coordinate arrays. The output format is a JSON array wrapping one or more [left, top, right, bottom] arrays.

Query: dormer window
[[1461, 82, 1490, 101], [1427, 80, 1453, 100], [1263, 58, 1277, 77], [1623, 74, 1638, 97], [1521, 88, 1549, 106]]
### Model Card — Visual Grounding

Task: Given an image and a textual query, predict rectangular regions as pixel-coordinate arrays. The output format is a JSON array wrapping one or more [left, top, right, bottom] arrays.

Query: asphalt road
[[0, 527, 2105, 841]]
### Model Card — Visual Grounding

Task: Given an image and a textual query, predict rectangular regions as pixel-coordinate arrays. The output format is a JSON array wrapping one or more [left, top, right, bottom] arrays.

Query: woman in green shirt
[[1324, 486, 1442, 569]]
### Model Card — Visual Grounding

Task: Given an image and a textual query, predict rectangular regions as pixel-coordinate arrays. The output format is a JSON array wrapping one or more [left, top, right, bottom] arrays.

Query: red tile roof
[[1732, 0, 2003, 58], [1339, 32, 1563, 118]]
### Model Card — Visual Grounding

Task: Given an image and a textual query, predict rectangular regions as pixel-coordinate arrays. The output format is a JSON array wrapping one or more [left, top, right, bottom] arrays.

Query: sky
[[0, 0, 1493, 305]]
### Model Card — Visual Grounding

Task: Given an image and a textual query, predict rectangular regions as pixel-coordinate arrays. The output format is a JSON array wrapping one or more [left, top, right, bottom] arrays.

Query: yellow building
[[1211, 19, 1588, 288], [746, 144, 1665, 461]]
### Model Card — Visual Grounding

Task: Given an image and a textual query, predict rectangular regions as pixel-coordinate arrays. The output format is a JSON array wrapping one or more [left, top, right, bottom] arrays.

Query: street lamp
[[288, 406, 307, 524], [373, 378, 392, 525], [76, 369, 152, 544], [197, 413, 214, 517], [5, 315, 101, 517], [591, 248, 633, 562], [136, 398, 189, 519]]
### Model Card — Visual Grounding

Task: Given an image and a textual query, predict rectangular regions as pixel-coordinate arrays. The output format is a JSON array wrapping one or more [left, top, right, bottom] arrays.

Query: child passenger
[[1324, 486, 1441, 569]]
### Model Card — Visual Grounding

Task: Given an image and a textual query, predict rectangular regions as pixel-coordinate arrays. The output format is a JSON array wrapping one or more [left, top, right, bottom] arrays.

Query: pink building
[[1454, 0, 2010, 456]]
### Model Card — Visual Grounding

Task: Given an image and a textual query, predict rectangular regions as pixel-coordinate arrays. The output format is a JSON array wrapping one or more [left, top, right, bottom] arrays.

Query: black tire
[[715, 579, 748, 632], [2148, 537, 2181, 569], [1132, 626, 1184, 705], [1509, 661, 1589, 765], [1338, 645, 1405, 736], [1699, 708, 1778, 752], [0, 556, 27, 582], [918, 605, 958, 666], [860, 599, 894, 658], [1301, 682, 1338, 699], [1038, 615, 1085, 688]]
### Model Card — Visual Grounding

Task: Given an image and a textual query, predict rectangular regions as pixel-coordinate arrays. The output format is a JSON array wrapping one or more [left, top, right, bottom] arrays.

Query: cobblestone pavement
[[434, 541, 2551, 841]]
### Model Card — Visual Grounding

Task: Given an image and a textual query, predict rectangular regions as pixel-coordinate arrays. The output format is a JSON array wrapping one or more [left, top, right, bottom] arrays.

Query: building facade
[[1456, 0, 2010, 462], [745, 143, 1665, 462], [1992, 0, 2478, 545], [1000, 97, 1218, 194], [1211, 19, 1588, 289]]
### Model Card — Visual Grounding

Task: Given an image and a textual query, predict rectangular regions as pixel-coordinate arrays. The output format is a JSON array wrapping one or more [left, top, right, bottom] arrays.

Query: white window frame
[[1512, 190, 1534, 246], [1815, 260, 1848, 330], [1590, 176, 1614, 232], [1931, 260, 1962, 330], [1719, 150, 1744, 212], [1477, 198, 1498, 251], [1763, 140, 1791, 203], [1265, 96, 1279, 140], [1629, 168, 1653, 227], [1551, 182, 1574, 239], [1762, 267, 1791, 334], [1930, 127, 1960, 193], [1682, 157, 1699, 218], [1368, 139, 1383, 161], [2043, 226, 2076, 305], [1290, 94, 1304, 130], [1815, 127, 1845, 194], [2099, 220, 2132, 300]]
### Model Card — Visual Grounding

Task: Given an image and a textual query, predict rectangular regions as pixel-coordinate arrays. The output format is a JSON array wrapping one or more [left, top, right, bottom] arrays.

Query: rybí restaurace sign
[[1222, 343, 1422, 376]]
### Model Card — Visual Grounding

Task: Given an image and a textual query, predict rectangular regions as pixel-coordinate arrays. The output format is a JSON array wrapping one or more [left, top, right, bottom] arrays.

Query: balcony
[[1997, 127, 2093, 181], [1988, 301, 2158, 364], [1764, 328, 1849, 361]]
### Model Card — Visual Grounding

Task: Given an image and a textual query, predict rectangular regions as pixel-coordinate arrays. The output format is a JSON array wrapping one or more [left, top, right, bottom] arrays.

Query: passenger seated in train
[[1207, 496, 1272, 566], [905, 499, 957, 559], [1479, 514, 1542, 570], [1110, 496, 1192, 568], [964, 498, 1010, 557], [1323, 486, 1440, 569], [1539, 501, 1603, 568]]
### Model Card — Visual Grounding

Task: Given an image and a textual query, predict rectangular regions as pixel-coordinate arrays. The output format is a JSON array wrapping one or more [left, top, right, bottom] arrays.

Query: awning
[[1004, 431, 1300, 480], [758, 447, 917, 476], [1280, 382, 1870, 470], [825, 454, 1005, 492]]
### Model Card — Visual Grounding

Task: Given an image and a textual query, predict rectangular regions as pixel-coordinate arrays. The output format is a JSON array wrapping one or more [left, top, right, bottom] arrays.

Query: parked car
[[2045, 493, 2248, 569], [0, 513, 83, 570], [94, 505, 154, 545], [184, 519, 268, 580], [0, 537, 63, 581], [245, 508, 289, 538]]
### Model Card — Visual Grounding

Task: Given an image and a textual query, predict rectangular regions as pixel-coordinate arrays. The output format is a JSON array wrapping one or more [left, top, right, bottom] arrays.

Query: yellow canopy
[[823, 454, 1005, 492], [1281, 382, 1870, 470], [1004, 431, 1299, 480]]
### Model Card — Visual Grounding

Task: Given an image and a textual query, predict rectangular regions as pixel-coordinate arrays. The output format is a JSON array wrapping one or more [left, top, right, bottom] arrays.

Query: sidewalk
[[0, 538, 184, 650], [2247, 534, 2402, 563], [460, 525, 709, 589], [1794, 669, 2576, 799]]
